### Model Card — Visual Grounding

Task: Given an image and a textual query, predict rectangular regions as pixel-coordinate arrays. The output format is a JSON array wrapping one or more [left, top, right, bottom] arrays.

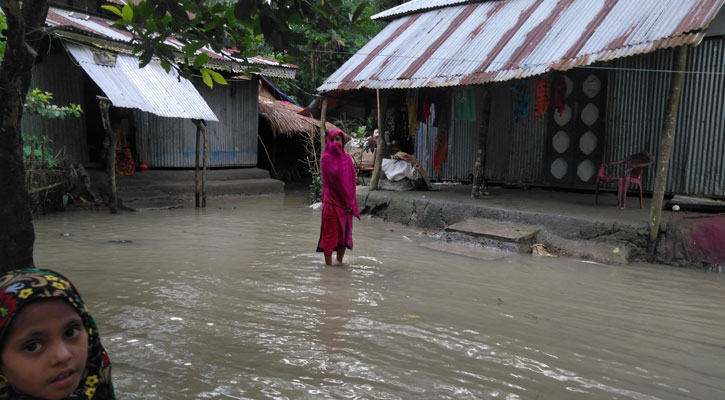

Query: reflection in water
[[33, 193, 725, 399]]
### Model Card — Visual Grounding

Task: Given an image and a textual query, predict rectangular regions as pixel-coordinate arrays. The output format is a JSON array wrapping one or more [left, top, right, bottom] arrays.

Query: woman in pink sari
[[317, 129, 360, 265]]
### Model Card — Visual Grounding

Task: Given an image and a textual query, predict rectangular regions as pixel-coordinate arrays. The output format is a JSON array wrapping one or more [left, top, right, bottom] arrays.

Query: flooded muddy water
[[32, 193, 725, 399]]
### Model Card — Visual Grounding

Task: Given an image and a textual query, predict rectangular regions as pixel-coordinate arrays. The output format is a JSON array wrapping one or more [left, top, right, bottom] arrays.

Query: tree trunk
[[99, 99, 118, 214], [647, 45, 688, 262], [471, 86, 491, 198], [0, 0, 51, 272], [370, 89, 388, 190]]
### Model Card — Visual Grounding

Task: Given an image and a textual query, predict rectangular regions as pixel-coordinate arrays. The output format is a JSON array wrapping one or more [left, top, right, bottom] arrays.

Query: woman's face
[[1, 299, 88, 400], [332, 134, 344, 146]]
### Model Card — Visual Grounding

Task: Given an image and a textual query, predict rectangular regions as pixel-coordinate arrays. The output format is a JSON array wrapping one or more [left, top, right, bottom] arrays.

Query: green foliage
[[22, 134, 58, 168], [346, 116, 376, 139], [22, 89, 83, 169], [0, 8, 6, 63], [101, 0, 361, 88], [24, 89, 82, 120], [309, 167, 323, 203], [263, 0, 402, 106]]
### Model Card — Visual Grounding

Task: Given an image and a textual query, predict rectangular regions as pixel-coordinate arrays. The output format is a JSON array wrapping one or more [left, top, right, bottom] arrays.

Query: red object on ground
[[667, 213, 725, 265], [138, 162, 148, 171], [595, 152, 653, 209]]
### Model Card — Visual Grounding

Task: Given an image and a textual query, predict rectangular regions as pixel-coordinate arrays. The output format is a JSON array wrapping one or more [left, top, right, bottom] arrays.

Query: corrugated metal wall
[[415, 81, 547, 182], [21, 51, 88, 164], [486, 81, 548, 184], [414, 38, 725, 197], [135, 78, 258, 167], [605, 38, 725, 197], [414, 102, 479, 181]]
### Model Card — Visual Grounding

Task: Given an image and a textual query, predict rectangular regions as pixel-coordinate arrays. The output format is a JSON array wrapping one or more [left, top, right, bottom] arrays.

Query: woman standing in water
[[317, 129, 360, 265]]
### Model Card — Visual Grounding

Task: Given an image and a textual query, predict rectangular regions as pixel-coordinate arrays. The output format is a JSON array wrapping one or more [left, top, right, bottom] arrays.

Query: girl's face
[[1, 299, 88, 400], [332, 134, 344, 146]]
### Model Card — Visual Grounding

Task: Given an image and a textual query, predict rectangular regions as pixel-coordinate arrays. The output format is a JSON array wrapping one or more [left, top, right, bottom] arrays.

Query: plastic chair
[[595, 152, 653, 209]]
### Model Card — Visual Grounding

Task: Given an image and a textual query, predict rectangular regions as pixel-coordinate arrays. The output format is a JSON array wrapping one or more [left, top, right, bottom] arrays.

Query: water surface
[[33, 193, 725, 399]]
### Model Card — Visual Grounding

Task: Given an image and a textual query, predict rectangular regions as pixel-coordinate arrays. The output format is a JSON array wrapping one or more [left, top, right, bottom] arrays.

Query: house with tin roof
[[320, 0, 725, 200], [21, 1, 298, 172]]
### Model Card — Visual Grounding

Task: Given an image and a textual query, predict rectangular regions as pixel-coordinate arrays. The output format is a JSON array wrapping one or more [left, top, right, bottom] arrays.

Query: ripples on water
[[33, 193, 725, 399]]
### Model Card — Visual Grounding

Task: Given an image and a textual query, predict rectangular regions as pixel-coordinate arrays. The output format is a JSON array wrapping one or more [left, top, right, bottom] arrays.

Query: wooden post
[[193, 119, 201, 208], [201, 120, 208, 208], [258, 134, 277, 178], [370, 89, 388, 190], [647, 45, 688, 262], [472, 86, 491, 198], [98, 97, 118, 214], [319, 96, 328, 155]]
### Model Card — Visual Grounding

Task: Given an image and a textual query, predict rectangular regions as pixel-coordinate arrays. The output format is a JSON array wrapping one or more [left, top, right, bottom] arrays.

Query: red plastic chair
[[595, 152, 653, 210]]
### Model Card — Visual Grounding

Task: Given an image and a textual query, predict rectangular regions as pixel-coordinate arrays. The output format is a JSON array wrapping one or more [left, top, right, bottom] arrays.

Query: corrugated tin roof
[[372, 0, 481, 21], [65, 42, 219, 121], [320, 0, 725, 91], [46, 7, 297, 78]]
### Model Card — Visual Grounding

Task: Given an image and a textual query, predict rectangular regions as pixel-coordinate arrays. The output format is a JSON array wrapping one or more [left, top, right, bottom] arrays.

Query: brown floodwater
[[32, 193, 725, 399]]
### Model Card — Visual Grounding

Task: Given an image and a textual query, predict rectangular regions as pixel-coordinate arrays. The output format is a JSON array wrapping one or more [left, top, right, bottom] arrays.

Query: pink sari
[[317, 129, 360, 256]]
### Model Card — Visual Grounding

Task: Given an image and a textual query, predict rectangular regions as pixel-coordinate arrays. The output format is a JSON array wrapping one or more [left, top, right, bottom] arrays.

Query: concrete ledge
[[358, 186, 653, 265]]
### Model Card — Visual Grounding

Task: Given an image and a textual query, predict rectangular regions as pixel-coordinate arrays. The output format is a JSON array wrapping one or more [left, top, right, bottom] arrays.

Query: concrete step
[[115, 168, 271, 184], [419, 241, 512, 261], [443, 218, 540, 253], [87, 167, 272, 186], [117, 178, 283, 198]]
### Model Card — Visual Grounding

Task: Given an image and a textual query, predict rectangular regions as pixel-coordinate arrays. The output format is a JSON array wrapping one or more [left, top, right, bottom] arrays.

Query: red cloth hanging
[[535, 79, 551, 117]]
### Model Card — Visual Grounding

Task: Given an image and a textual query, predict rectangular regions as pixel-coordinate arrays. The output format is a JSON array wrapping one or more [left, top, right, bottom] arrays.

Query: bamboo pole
[[194, 119, 201, 208], [319, 96, 328, 155], [471, 86, 491, 199], [647, 45, 688, 262], [370, 89, 388, 190], [258, 134, 277, 178], [98, 97, 118, 214], [27, 181, 64, 194]]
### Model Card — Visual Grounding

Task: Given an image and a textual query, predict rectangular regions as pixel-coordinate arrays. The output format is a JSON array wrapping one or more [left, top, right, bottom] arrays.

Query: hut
[[319, 0, 725, 200], [257, 78, 337, 182], [21, 2, 298, 174]]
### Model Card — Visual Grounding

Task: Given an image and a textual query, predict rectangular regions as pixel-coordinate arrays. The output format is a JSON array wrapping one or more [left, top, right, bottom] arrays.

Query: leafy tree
[[0, 0, 367, 272], [265, 0, 405, 106]]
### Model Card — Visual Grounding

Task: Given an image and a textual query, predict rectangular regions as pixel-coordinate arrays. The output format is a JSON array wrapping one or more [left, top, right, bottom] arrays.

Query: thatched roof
[[258, 97, 337, 137]]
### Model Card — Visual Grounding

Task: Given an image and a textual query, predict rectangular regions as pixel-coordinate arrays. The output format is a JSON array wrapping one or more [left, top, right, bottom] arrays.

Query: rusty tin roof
[[319, 0, 725, 91], [46, 7, 298, 78]]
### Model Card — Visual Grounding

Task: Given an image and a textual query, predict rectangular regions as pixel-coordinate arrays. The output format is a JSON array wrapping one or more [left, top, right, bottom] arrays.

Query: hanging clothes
[[432, 95, 450, 173], [454, 87, 476, 121], [406, 89, 419, 136], [417, 90, 440, 127], [512, 81, 529, 122], [535, 79, 551, 117], [553, 77, 567, 117]]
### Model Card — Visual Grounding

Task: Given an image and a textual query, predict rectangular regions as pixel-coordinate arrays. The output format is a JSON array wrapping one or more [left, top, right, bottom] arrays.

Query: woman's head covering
[[321, 129, 359, 218], [0, 269, 114, 400]]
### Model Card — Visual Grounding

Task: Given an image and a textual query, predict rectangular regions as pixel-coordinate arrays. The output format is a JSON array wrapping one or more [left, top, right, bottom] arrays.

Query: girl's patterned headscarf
[[0, 269, 114, 399]]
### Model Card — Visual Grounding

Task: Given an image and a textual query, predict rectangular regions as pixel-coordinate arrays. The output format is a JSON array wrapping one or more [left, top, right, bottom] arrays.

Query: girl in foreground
[[317, 129, 360, 265], [0, 269, 114, 399]]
